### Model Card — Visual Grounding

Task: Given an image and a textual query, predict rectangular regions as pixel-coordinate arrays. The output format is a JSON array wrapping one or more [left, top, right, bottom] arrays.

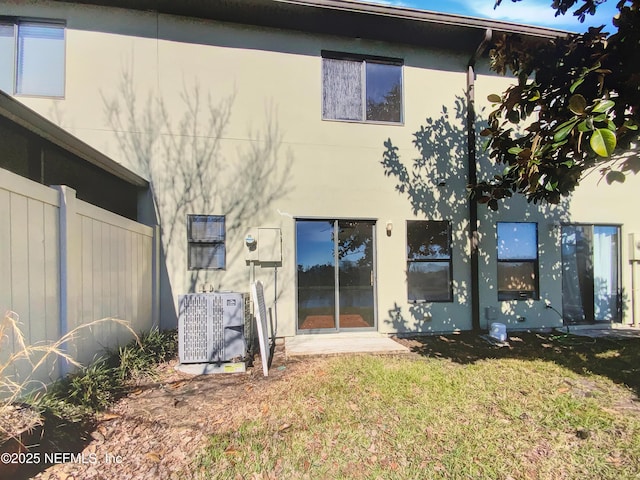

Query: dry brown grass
[[0, 310, 136, 443]]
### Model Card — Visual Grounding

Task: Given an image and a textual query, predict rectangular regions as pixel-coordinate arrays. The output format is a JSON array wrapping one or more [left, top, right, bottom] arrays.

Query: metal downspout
[[467, 29, 492, 332]]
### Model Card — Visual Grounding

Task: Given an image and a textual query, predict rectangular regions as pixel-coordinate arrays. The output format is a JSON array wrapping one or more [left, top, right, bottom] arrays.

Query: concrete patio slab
[[285, 332, 410, 357], [566, 326, 640, 339]]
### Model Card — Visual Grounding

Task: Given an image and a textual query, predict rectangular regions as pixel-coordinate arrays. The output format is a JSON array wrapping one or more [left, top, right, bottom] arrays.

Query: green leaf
[[569, 77, 584, 94], [553, 119, 579, 142], [487, 94, 502, 103], [605, 170, 626, 184], [503, 165, 515, 176], [577, 119, 593, 132], [590, 128, 617, 157], [529, 90, 540, 101], [623, 120, 638, 131], [592, 99, 615, 113], [569, 94, 587, 115], [508, 147, 523, 155]]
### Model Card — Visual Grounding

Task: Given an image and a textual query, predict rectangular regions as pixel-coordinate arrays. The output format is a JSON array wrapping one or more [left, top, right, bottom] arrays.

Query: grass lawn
[[195, 333, 640, 479]]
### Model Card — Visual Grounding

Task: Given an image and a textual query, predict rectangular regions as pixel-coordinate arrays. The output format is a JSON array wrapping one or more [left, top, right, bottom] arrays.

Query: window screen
[[322, 58, 362, 121], [187, 215, 226, 270]]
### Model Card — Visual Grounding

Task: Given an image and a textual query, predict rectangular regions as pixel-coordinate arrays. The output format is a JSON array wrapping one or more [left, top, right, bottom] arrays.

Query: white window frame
[[0, 18, 66, 98]]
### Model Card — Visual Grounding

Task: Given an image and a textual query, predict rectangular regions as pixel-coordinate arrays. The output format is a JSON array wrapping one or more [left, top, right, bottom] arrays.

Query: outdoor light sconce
[[386, 221, 393, 237]]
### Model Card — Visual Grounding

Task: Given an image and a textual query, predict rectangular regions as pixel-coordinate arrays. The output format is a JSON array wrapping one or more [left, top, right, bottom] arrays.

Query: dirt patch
[[10, 345, 301, 480]]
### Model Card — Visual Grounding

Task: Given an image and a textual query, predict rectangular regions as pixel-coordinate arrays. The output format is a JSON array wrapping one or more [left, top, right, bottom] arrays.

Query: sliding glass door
[[296, 219, 376, 332], [561, 224, 621, 324]]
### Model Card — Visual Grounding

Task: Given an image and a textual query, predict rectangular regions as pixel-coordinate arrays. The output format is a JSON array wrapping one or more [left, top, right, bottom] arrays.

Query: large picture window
[[322, 51, 403, 123], [406, 220, 452, 302], [0, 19, 65, 97], [497, 222, 539, 300], [187, 215, 226, 270]]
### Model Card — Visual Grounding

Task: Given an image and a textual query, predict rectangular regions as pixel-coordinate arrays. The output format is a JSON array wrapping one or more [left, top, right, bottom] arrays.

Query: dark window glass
[[188, 215, 225, 270], [365, 62, 402, 122], [497, 222, 538, 300], [406, 221, 452, 302]]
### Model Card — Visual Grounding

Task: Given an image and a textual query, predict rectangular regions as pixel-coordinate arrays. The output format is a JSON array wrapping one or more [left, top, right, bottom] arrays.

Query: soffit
[[52, 0, 568, 52]]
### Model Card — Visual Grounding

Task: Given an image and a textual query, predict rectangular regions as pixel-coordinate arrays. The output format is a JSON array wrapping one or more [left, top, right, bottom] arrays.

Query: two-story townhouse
[[1, 0, 638, 342]]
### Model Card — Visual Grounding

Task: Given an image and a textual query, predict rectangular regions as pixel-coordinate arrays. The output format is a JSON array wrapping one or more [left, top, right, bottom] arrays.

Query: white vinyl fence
[[0, 168, 158, 392]]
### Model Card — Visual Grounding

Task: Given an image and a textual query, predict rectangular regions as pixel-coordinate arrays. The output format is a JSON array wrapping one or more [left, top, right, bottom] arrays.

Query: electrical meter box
[[258, 228, 282, 263], [630, 233, 640, 261]]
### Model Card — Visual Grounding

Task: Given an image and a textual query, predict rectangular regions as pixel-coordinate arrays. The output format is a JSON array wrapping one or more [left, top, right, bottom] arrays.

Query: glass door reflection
[[338, 220, 375, 328], [296, 219, 376, 332], [296, 220, 337, 330]]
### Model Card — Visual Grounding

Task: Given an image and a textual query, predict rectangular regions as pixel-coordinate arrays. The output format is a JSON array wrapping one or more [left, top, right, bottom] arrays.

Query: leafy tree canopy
[[471, 0, 640, 209]]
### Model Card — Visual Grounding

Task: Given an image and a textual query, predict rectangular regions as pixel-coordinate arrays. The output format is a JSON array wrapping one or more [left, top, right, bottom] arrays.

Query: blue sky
[[362, 0, 619, 32]]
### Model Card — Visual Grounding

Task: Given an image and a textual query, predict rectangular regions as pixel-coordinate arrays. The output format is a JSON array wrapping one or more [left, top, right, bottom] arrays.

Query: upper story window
[[407, 220, 452, 302], [322, 51, 403, 124], [497, 222, 539, 301], [0, 19, 65, 98], [187, 215, 226, 270]]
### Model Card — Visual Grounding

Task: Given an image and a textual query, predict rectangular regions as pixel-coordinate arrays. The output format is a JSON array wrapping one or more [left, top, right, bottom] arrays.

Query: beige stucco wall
[[2, 0, 638, 335]]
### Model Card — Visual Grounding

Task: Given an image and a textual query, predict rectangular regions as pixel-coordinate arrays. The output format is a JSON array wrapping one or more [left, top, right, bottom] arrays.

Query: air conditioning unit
[[178, 292, 249, 364]]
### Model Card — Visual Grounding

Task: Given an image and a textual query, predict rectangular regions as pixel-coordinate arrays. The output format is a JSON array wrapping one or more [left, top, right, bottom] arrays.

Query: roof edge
[[278, 0, 572, 38], [0, 90, 148, 187]]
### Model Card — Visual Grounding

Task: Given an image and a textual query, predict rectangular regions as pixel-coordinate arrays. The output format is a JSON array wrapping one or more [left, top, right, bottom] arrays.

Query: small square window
[[497, 222, 539, 300], [322, 52, 403, 124], [187, 215, 225, 270], [0, 19, 65, 97], [406, 220, 452, 302]]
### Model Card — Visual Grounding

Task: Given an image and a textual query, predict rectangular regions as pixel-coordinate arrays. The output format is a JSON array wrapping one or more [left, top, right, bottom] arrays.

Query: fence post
[[54, 185, 80, 375]]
